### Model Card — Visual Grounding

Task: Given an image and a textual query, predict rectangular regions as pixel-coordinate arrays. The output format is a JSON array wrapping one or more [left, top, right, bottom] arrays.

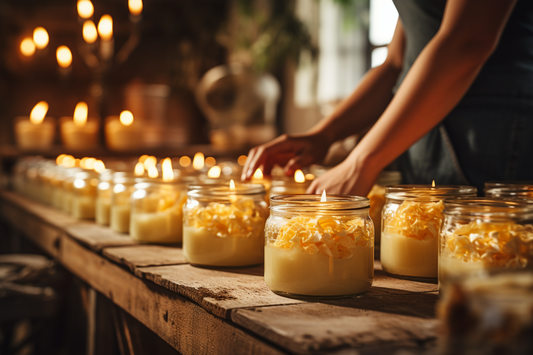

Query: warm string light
[[207, 166, 221, 178], [179, 156, 191, 167], [162, 158, 174, 182], [56, 46, 72, 68], [73, 102, 88, 127], [98, 15, 113, 41], [82, 21, 98, 44], [30, 101, 48, 125], [229, 179, 236, 190], [128, 0, 143, 16], [294, 170, 305, 183], [321, 190, 327, 202], [33, 27, 49, 49], [119, 110, 134, 126], [77, 0, 94, 19], [192, 152, 205, 170], [20, 38, 36, 57], [253, 168, 263, 180], [134, 162, 145, 176]]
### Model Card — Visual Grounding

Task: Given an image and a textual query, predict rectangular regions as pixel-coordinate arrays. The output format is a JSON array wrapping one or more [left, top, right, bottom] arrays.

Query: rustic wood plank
[[59, 236, 286, 355], [136, 264, 304, 319], [103, 245, 186, 273], [64, 223, 139, 252]]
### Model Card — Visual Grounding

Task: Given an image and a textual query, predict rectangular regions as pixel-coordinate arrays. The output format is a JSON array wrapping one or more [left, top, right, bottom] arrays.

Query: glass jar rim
[[484, 181, 533, 190], [485, 186, 533, 198], [134, 176, 196, 190], [385, 185, 477, 200], [270, 194, 369, 212], [187, 183, 265, 198], [271, 178, 312, 188], [444, 197, 533, 217]]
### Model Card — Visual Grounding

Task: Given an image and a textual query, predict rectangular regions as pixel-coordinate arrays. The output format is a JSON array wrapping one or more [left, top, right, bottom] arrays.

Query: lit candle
[[60, 102, 99, 150], [105, 111, 143, 151], [82, 20, 98, 44], [270, 169, 311, 197], [33, 27, 49, 50], [192, 152, 205, 170], [77, 0, 94, 19], [14, 101, 55, 150], [128, 0, 143, 17], [98, 15, 113, 60], [251, 168, 271, 202], [130, 158, 195, 243], [56, 45, 72, 68], [20, 38, 36, 57], [71, 171, 99, 219]]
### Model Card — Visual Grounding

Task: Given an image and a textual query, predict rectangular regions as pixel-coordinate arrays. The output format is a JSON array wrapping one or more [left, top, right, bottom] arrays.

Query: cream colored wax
[[111, 205, 131, 233], [96, 197, 111, 225], [71, 195, 96, 219]]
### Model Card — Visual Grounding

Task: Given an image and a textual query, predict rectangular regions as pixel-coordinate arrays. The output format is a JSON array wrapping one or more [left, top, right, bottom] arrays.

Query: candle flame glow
[[230, 179, 236, 190], [305, 173, 315, 181], [20, 38, 36, 57], [237, 155, 247, 166], [56, 154, 67, 165], [73, 102, 88, 127], [162, 158, 174, 182], [62, 156, 76, 168], [77, 0, 94, 19], [143, 156, 157, 169], [207, 166, 221, 178], [253, 168, 263, 180], [134, 162, 145, 176], [119, 110, 134, 126], [192, 152, 204, 170], [98, 15, 113, 41], [56, 45, 72, 68], [148, 165, 158, 178], [138, 155, 148, 163], [321, 190, 327, 202], [33, 27, 49, 49], [85, 157, 96, 170], [82, 20, 97, 44], [432, 180, 435, 188], [205, 157, 216, 167], [128, 0, 143, 16], [179, 156, 191, 167], [93, 160, 105, 173], [294, 170, 305, 183], [30, 101, 48, 125]]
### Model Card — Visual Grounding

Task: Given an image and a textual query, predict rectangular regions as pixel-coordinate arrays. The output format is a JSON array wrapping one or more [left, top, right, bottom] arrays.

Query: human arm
[[308, 0, 518, 195], [241, 21, 406, 180]]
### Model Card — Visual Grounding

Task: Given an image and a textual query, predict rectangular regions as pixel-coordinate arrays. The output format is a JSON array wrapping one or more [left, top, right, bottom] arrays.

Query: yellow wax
[[183, 226, 264, 267], [61, 119, 99, 150], [71, 195, 96, 220], [62, 191, 72, 214], [95, 197, 111, 225], [14, 117, 55, 150], [380, 230, 438, 278], [130, 206, 182, 243], [265, 245, 373, 296], [105, 119, 143, 151], [111, 204, 131, 233]]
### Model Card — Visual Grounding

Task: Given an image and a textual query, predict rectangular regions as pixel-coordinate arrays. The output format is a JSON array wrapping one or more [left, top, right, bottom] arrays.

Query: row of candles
[[11, 154, 533, 348], [14, 101, 153, 151]]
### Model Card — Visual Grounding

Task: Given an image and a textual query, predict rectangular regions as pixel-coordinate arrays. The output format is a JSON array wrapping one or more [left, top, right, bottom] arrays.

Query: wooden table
[[0, 191, 440, 355]]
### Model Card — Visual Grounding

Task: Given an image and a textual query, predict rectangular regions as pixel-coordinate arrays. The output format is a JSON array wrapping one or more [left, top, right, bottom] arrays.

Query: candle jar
[[439, 198, 533, 288], [110, 176, 140, 233], [14, 116, 56, 150], [95, 171, 116, 226], [484, 182, 533, 200], [265, 195, 374, 298], [71, 171, 99, 219], [105, 115, 143, 151], [269, 178, 312, 198], [60, 116, 100, 150], [130, 177, 195, 243], [366, 170, 402, 257], [381, 185, 476, 280], [183, 183, 267, 267]]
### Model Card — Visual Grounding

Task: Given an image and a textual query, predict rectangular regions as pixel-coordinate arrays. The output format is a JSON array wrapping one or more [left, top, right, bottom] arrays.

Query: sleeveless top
[[393, 0, 533, 192]]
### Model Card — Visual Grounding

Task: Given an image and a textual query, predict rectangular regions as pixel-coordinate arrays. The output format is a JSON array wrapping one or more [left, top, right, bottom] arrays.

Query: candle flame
[[134, 162, 145, 176], [94, 160, 105, 173], [98, 15, 113, 41], [138, 155, 148, 163], [208, 166, 221, 178], [143, 156, 157, 169], [82, 20, 97, 44], [179, 156, 191, 167], [148, 165, 158, 178], [305, 173, 315, 181], [56, 45, 72, 68], [237, 155, 247, 166], [61, 155, 75, 168], [230, 179, 236, 190], [432, 180, 435, 188], [192, 152, 204, 170], [77, 0, 94, 19], [33, 27, 49, 49], [56, 154, 67, 165], [321, 190, 327, 202], [20, 38, 36, 57], [30, 101, 48, 124], [128, 0, 143, 16], [85, 157, 96, 170], [73, 102, 88, 127], [294, 169, 305, 183], [119, 110, 134, 126], [205, 157, 216, 167], [253, 168, 263, 180], [162, 158, 174, 182]]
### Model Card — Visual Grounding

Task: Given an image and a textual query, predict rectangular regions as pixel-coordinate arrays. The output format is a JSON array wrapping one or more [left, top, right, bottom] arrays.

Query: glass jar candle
[[130, 177, 195, 243], [484, 182, 533, 200], [110, 176, 142, 233], [183, 183, 267, 267], [439, 198, 533, 287], [265, 195, 374, 298], [95, 171, 116, 226], [269, 176, 312, 198], [71, 171, 99, 219], [381, 185, 476, 280]]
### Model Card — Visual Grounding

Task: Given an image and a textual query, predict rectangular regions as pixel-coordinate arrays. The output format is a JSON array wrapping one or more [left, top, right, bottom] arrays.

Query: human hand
[[241, 133, 330, 180]]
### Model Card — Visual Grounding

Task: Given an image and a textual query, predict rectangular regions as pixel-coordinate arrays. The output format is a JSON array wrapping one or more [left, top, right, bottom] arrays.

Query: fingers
[[241, 134, 294, 181], [284, 153, 315, 177]]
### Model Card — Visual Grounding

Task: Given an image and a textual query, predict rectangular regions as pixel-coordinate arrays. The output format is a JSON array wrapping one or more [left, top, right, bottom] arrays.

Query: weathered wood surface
[[137, 264, 305, 319], [64, 223, 139, 252], [59, 236, 286, 355], [103, 245, 186, 273]]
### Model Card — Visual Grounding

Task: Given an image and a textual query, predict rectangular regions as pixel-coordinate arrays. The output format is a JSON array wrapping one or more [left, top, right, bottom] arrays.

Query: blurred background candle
[[20, 37, 36, 57], [71, 171, 99, 219], [56, 45, 72, 77], [129, 0, 143, 17], [77, 0, 94, 19], [269, 169, 312, 198], [105, 110, 143, 151], [82, 21, 98, 44], [98, 14, 113, 60], [60, 101, 99, 150], [33, 27, 49, 50], [14, 101, 55, 150]]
